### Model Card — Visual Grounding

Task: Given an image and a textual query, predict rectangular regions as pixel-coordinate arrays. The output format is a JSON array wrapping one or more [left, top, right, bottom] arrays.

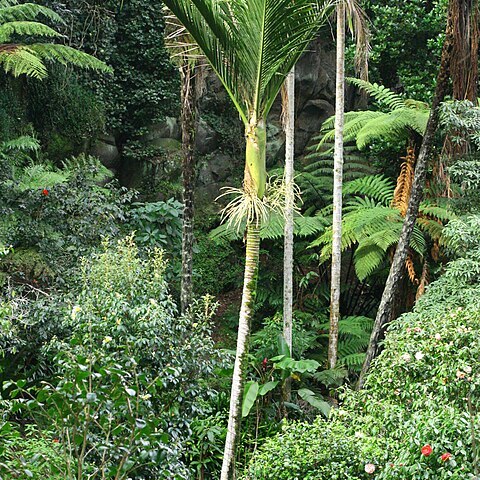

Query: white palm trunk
[[328, 1, 346, 369], [283, 67, 295, 358]]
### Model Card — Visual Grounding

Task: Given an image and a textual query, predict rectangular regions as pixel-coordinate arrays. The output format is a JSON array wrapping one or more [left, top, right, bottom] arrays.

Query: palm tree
[[0, 1, 110, 79], [162, 0, 332, 477], [282, 66, 295, 404], [328, 0, 369, 369]]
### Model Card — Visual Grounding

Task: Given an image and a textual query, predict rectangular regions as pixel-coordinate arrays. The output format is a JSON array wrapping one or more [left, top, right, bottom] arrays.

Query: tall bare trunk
[[358, 1, 455, 388], [221, 121, 266, 480], [180, 61, 196, 314], [328, 2, 346, 370], [283, 67, 295, 395]]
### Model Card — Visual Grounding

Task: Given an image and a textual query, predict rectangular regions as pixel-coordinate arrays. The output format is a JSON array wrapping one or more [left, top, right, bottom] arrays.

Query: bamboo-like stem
[[328, 1, 346, 370]]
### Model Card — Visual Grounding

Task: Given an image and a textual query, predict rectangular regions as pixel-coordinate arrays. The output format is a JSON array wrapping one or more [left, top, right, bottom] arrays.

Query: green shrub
[[0, 424, 67, 480], [244, 418, 382, 480], [1, 237, 223, 479]]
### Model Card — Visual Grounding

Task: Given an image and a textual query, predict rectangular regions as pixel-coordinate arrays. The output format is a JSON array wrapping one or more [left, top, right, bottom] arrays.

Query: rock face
[[100, 34, 337, 201], [90, 134, 119, 169]]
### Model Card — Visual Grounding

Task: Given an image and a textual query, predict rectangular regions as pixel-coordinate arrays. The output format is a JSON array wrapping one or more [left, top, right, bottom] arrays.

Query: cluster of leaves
[[361, 0, 447, 101], [0, 236, 223, 479], [0, 152, 132, 286]]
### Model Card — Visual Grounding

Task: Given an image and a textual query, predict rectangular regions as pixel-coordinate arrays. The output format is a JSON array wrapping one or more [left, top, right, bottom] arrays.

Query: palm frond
[[163, 0, 333, 124]]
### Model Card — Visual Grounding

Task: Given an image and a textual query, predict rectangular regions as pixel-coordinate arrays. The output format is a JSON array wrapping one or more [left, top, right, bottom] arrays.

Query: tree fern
[[347, 77, 406, 111], [0, 1, 110, 79], [314, 79, 431, 152]]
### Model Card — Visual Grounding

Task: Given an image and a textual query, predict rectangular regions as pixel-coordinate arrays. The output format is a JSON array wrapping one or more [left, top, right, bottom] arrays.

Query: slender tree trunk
[[180, 60, 196, 314], [328, 2, 346, 370], [283, 67, 295, 405], [358, 2, 455, 388], [221, 121, 266, 480]]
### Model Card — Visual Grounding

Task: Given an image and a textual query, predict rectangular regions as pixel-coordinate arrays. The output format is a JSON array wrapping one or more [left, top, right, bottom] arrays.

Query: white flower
[[365, 463, 376, 474], [415, 351, 425, 361], [401, 353, 412, 363], [434, 333, 442, 341], [102, 336, 113, 345], [464, 366, 472, 374], [71, 305, 81, 320]]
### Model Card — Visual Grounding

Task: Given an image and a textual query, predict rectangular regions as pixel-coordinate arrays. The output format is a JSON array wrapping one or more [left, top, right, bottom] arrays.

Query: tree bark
[[283, 67, 295, 398], [180, 60, 197, 314], [328, 2, 346, 370], [358, 1, 455, 389], [220, 224, 260, 480], [221, 121, 266, 480]]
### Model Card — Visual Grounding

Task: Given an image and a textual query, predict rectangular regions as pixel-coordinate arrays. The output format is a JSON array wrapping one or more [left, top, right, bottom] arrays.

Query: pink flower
[[421, 444, 433, 456], [364, 463, 376, 474]]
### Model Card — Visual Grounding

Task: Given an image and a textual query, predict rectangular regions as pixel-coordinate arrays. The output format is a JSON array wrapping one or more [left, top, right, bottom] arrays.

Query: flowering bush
[[245, 224, 480, 479]]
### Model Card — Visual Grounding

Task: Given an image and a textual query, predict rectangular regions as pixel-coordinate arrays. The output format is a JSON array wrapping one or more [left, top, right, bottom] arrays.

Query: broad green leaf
[[258, 381, 279, 396], [242, 381, 259, 418]]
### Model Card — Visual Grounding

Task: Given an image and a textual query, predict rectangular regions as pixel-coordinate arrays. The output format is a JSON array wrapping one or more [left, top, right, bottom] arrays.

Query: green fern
[[0, 0, 111, 79], [314, 79, 431, 152], [14, 164, 69, 191]]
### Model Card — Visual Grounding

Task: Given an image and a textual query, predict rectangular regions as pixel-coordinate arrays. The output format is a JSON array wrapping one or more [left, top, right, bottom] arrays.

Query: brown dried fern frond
[[405, 253, 419, 285], [416, 259, 429, 300], [392, 145, 416, 216]]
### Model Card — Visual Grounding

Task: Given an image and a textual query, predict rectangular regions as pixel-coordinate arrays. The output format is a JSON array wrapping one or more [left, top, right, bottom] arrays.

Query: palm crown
[[0, 0, 110, 79], [163, 0, 332, 125]]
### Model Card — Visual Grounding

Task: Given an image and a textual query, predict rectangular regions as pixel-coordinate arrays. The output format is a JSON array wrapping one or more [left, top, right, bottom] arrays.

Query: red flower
[[441, 452, 452, 462], [53, 438, 59, 443], [421, 444, 433, 457], [262, 358, 268, 368], [42, 188, 49, 196]]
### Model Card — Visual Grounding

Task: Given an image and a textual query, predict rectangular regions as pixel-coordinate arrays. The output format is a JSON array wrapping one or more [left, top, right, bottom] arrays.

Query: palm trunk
[[180, 60, 196, 314], [221, 121, 266, 480], [358, 1, 455, 388], [328, 2, 346, 370], [283, 67, 295, 403]]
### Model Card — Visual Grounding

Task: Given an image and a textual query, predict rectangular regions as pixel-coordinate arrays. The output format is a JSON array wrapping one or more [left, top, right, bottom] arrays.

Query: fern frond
[[347, 77, 406, 110], [27, 44, 112, 73], [0, 3, 63, 24], [392, 145, 415, 215], [340, 352, 366, 370], [343, 175, 394, 206], [405, 253, 418, 284], [0, 46, 46, 78], [13, 164, 69, 191], [0, 21, 61, 42], [416, 217, 444, 241], [409, 224, 427, 256], [1, 135, 39, 152], [354, 243, 386, 280], [355, 108, 428, 150]]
